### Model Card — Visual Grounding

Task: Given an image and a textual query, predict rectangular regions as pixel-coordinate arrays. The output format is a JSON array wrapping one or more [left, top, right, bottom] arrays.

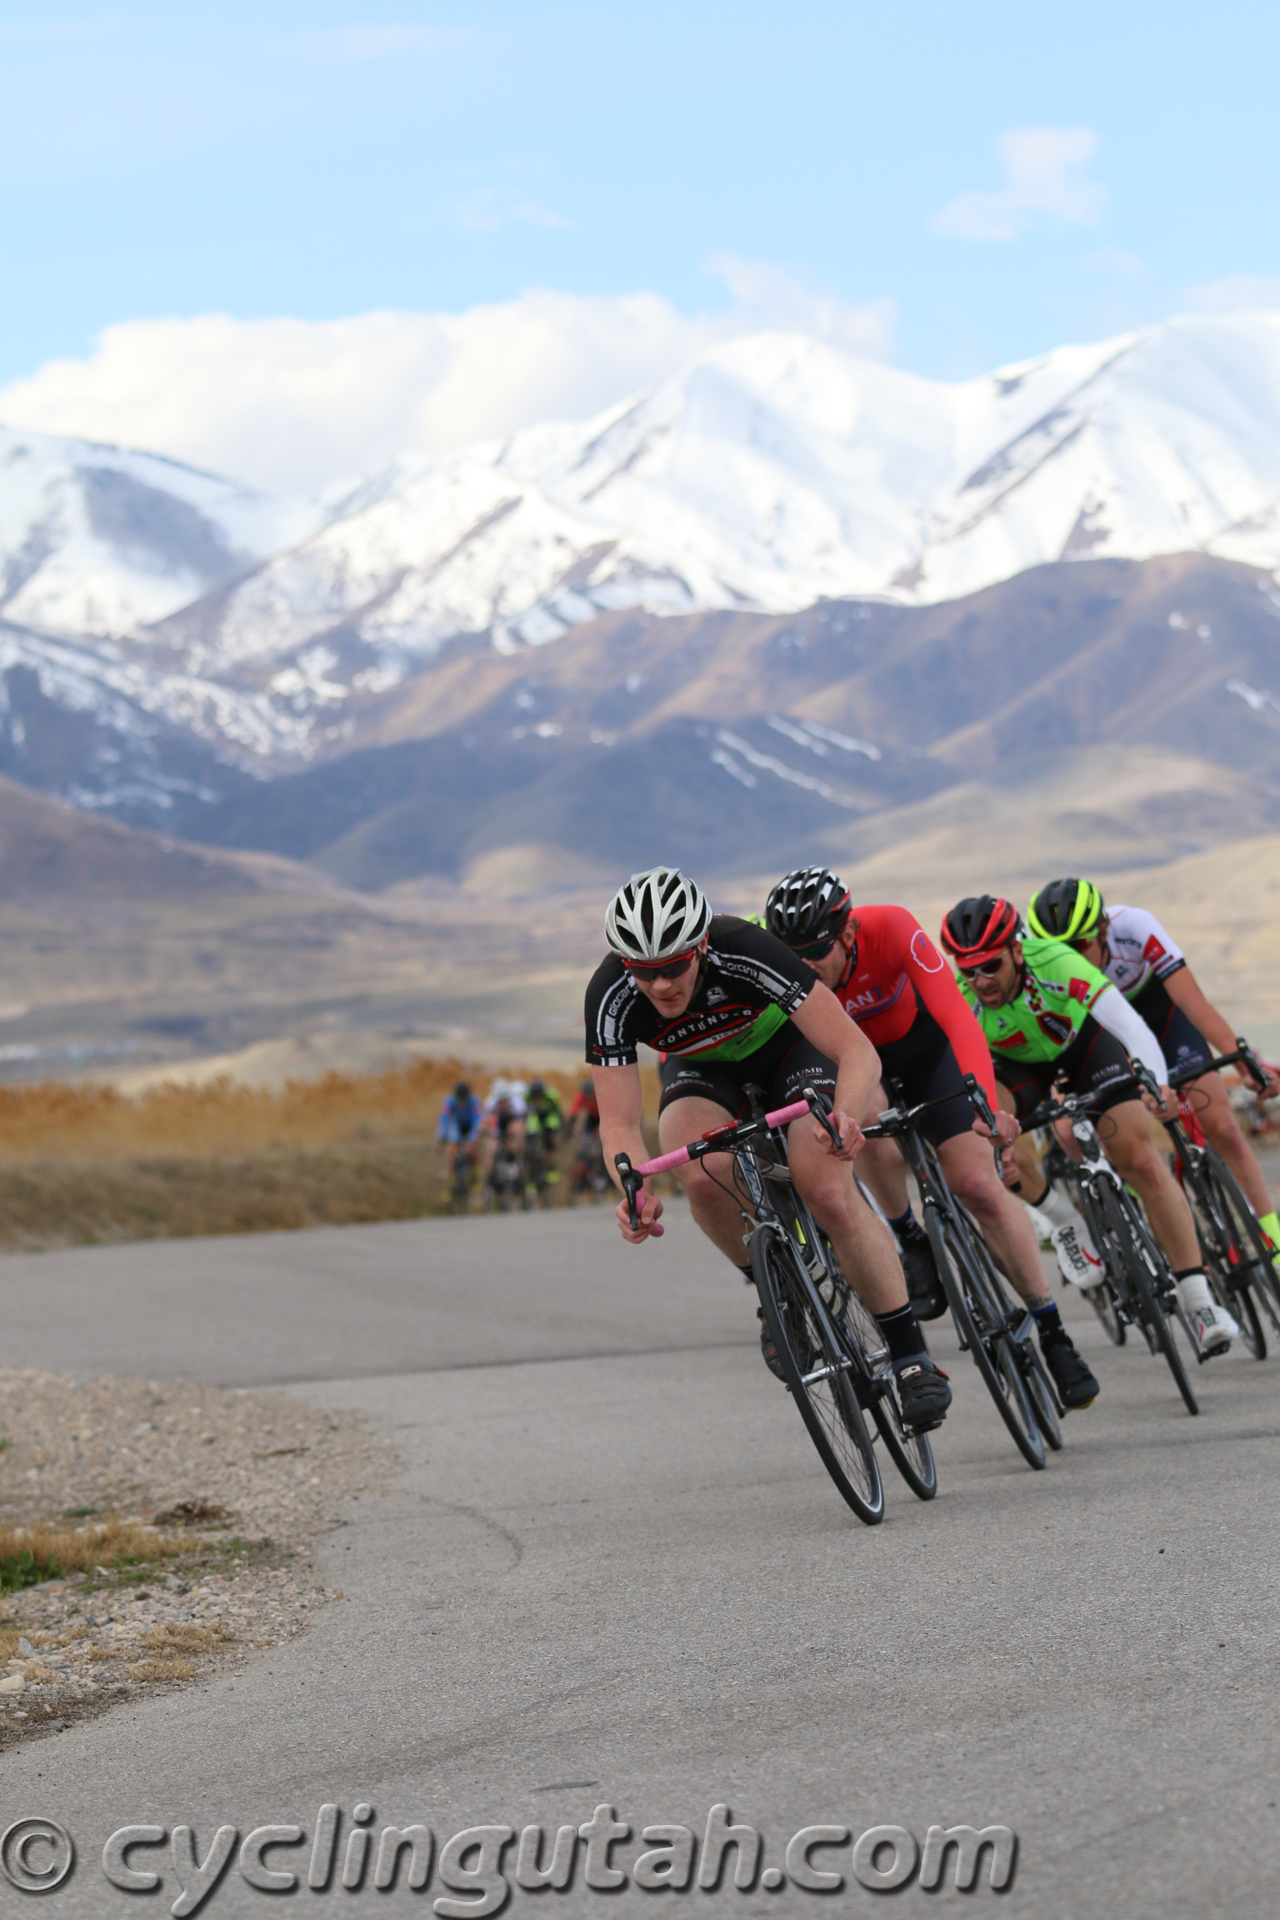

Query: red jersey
[[833, 904, 998, 1106]]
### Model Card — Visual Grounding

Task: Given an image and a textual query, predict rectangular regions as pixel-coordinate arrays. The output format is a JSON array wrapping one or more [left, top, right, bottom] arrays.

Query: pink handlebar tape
[[634, 1097, 814, 1177]]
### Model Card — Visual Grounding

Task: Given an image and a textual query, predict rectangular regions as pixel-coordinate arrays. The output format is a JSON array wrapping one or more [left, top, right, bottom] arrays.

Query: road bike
[[1164, 1043, 1280, 1361], [485, 1137, 526, 1212], [615, 1089, 938, 1527], [447, 1142, 480, 1214], [862, 1075, 1060, 1471], [1033, 1070, 1200, 1415]]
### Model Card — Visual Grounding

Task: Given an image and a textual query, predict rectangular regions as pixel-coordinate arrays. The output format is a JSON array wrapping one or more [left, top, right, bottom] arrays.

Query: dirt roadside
[[0, 1368, 394, 1749]]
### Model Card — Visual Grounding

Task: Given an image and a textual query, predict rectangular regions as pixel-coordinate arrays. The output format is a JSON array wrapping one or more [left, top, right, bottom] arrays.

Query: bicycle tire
[[840, 1283, 937, 1500], [751, 1226, 885, 1525], [1173, 1142, 1262, 1357], [1019, 1333, 1064, 1450], [1096, 1181, 1199, 1415], [925, 1207, 1045, 1469], [1204, 1154, 1280, 1346], [1049, 1164, 1126, 1343]]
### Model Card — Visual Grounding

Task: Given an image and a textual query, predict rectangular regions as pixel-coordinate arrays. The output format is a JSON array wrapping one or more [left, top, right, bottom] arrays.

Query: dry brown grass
[[130, 1654, 195, 1682], [0, 1057, 586, 1162], [0, 1518, 184, 1582], [140, 1622, 234, 1653], [0, 1056, 660, 1248]]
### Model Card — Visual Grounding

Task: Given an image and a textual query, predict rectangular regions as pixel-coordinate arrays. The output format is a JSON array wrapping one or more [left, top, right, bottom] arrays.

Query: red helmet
[[940, 895, 1020, 965]]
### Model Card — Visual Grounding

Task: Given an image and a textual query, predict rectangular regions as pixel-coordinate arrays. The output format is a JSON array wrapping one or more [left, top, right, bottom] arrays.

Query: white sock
[[1176, 1271, 1213, 1314]]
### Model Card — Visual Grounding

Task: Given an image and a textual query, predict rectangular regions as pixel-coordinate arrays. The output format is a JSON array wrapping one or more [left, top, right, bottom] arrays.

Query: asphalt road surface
[[1, 1202, 1278, 1918]]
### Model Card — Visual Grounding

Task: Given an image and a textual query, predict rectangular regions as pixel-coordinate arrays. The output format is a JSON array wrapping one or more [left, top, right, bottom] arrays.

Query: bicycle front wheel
[[1203, 1155, 1280, 1349], [752, 1227, 885, 1525], [841, 1284, 937, 1500], [1096, 1182, 1198, 1415], [927, 1208, 1045, 1470]]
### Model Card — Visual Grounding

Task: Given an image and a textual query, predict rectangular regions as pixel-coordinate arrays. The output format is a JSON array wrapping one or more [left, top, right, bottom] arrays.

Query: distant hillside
[[129, 553, 1280, 889]]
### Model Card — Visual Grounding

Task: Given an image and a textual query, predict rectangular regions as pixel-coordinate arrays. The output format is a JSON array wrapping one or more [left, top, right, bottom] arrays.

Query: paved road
[[1, 1204, 1278, 1918]]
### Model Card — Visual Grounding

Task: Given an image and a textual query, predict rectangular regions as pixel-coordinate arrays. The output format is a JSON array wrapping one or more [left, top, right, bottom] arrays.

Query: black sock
[[1022, 1177, 1050, 1208], [875, 1302, 928, 1368], [1031, 1300, 1066, 1344], [887, 1206, 925, 1242]]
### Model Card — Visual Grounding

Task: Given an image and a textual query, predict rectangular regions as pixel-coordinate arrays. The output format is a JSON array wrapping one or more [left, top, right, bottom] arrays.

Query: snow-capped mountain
[[6, 311, 1280, 777], [0, 426, 316, 636]]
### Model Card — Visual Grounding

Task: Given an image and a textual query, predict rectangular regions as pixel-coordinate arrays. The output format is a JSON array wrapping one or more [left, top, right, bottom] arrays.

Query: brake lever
[[1133, 1062, 1162, 1106], [613, 1153, 642, 1231], [1237, 1036, 1269, 1095], [962, 1072, 1005, 1178], [803, 1084, 843, 1149]]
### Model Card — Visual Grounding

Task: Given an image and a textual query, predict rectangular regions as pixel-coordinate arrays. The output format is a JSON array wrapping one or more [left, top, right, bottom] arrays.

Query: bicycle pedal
[[902, 1415, 945, 1437]]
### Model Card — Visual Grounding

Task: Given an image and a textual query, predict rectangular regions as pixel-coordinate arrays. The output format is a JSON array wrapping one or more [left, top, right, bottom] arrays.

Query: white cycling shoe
[[1187, 1302, 1238, 1357]]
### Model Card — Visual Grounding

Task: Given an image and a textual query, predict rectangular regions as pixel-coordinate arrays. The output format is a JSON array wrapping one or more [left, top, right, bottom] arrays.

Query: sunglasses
[[792, 934, 840, 961], [957, 955, 1008, 980], [624, 948, 699, 981]]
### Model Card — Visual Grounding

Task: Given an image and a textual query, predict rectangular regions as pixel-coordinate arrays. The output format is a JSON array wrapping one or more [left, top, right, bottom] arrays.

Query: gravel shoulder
[[0, 1367, 395, 1748]]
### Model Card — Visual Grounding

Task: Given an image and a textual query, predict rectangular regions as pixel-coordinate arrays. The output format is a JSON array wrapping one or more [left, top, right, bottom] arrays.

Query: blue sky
[[2, 1, 1278, 484]]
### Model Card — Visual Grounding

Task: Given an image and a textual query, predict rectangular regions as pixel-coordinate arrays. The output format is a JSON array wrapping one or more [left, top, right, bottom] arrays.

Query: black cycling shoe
[[1040, 1334, 1100, 1410], [896, 1230, 949, 1321], [895, 1357, 952, 1431]]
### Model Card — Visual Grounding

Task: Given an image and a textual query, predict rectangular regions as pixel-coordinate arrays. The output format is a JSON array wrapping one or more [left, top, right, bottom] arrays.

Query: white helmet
[[605, 866, 712, 963]]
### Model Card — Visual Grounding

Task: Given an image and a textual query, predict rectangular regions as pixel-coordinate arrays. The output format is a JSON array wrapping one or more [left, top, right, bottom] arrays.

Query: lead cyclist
[[586, 867, 953, 1432]]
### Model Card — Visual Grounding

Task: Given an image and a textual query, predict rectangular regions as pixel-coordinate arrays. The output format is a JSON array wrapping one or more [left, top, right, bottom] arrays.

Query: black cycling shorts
[[874, 1004, 975, 1147], [658, 1021, 836, 1119], [1130, 976, 1214, 1077], [993, 1016, 1138, 1123]]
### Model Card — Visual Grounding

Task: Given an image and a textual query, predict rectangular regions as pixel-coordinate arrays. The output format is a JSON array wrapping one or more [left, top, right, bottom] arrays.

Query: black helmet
[[453, 1081, 471, 1100], [940, 896, 1020, 964], [764, 867, 851, 949], [529, 1079, 546, 1097]]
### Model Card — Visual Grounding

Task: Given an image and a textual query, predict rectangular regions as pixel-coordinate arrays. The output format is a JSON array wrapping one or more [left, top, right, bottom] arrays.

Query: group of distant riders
[[437, 1072, 606, 1211], [580, 864, 1280, 1438]]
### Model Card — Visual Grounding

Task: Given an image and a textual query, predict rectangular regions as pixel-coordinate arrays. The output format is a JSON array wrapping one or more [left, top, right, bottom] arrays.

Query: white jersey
[[1102, 906, 1186, 1002]]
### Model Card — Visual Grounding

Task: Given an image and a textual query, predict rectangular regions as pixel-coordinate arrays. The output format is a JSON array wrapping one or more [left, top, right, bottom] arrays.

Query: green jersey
[[958, 935, 1109, 1066]]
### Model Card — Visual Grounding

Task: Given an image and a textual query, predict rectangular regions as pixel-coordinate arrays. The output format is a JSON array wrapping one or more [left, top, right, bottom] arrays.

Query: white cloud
[[933, 128, 1105, 242], [705, 254, 894, 359], [0, 277, 893, 496], [1188, 274, 1280, 312]]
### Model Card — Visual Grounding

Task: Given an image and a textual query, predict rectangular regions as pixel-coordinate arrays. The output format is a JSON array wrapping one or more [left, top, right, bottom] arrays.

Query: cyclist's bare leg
[[850, 1083, 913, 1216], [786, 1120, 908, 1314], [937, 1127, 1052, 1305], [1101, 1097, 1201, 1268], [657, 1096, 754, 1265], [1185, 1068, 1275, 1217]]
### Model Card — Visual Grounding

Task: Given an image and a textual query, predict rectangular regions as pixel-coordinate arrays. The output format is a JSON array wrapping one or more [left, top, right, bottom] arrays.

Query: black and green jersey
[[957, 935, 1109, 1066]]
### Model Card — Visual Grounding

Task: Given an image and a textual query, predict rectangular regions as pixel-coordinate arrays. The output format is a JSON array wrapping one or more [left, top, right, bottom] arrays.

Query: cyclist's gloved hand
[[816, 1109, 864, 1162], [616, 1189, 665, 1244]]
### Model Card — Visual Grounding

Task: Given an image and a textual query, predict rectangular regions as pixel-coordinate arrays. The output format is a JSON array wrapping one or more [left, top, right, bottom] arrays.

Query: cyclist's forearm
[[1091, 985, 1168, 1085], [1162, 965, 1237, 1055], [600, 1123, 651, 1192]]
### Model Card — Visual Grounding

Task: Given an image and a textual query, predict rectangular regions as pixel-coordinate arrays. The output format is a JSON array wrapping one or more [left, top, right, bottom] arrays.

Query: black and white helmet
[[764, 866, 851, 948], [604, 867, 712, 963]]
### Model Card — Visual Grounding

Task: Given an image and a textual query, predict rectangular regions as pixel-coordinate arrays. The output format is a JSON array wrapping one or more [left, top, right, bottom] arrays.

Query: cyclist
[[437, 1080, 484, 1187], [525, 1079, 564, 1157], [569, 1079, 607, 1197], [765, 870, 1099, 1410], [1028, 878, 1280, 1275], [587, 866, 952, 1430], [941, 896, 1237, 1357]]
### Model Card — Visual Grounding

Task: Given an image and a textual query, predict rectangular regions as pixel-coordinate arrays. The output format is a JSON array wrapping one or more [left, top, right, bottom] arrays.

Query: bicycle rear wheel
[[752, 1226, 885, 1525], [840, 1284, 937, 1500], [926, 1207, 1045, 1469], [1019, 1330, 1064, 1451], [1096, 1182, 1198, 1415]]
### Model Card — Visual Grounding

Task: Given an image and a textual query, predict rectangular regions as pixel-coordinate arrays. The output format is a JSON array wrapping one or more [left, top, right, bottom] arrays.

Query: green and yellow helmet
[[1027, 877, 1105, 944]]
